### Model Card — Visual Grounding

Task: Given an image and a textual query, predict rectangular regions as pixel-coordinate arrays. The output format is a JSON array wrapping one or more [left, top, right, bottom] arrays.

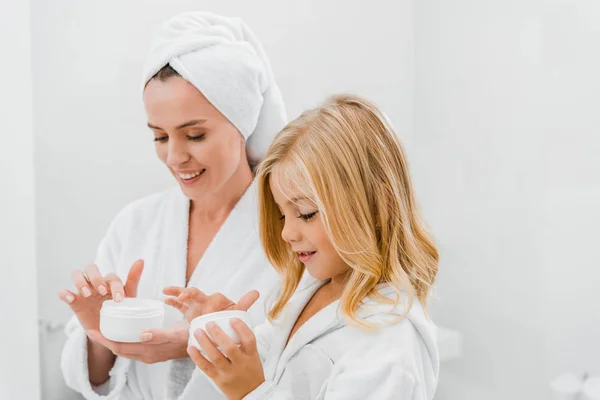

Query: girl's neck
[[322, 270, 350, 298]]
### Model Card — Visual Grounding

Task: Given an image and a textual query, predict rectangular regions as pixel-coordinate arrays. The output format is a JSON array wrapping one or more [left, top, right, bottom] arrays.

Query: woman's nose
[[166, 140, 191, 166]]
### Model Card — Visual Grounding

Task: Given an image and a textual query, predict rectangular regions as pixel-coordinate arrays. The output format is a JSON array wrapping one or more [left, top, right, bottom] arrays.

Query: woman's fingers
[[72, 270, 92, 298], [179, 287, 209, 303], [234, 290, 260, 311], [187, 345, 217, 378], [85, 264, 108, 296], [58, 289, 77, 305], [124, 259, 144, 298], [104, 273, 125, 302], [164, 296, 190, 313], [163, 286, 185, 297]]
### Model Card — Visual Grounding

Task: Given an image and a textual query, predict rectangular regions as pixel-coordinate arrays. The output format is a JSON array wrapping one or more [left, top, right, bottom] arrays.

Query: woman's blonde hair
[[257, 94, 438, 327]]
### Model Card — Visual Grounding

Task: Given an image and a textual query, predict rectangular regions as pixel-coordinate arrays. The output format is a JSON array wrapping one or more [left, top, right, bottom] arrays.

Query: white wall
[[0, 0, 41, 398], [32, 0, 415, 323], [538, 0, 600, 382], [414, 0, 600, 398]]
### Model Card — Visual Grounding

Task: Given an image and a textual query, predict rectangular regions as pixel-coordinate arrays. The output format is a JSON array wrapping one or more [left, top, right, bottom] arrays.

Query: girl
[[166, 94, 440, 399]]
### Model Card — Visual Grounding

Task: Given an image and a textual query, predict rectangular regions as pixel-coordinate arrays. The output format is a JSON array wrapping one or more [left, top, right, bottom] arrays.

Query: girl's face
[[269, 171, 349, 282], [143, 76, 248, 201]]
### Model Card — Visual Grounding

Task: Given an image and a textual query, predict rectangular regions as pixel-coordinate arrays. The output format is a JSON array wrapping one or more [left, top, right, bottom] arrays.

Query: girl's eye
[[298, 211, 318, 221], [187, 134, 206, 141], [154, 136, 168, 143], [279, 215, 285, 221]]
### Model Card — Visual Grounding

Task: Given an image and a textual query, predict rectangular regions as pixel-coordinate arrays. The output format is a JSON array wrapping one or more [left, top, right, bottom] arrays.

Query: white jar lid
[[101, 298, 164, 318], [190, 310, 248, 327]]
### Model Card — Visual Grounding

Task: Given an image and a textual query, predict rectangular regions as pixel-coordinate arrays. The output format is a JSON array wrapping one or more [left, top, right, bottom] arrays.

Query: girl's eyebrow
[[288, 196, 309, 204]]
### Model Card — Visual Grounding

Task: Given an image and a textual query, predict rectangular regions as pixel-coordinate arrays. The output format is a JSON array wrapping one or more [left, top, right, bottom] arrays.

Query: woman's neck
[[189, 162, 253, 223]]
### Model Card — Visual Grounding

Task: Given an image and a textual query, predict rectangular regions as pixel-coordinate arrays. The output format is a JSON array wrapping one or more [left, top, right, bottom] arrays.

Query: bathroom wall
[[414, 0, 600, 398], [0, 0, 40, 398]]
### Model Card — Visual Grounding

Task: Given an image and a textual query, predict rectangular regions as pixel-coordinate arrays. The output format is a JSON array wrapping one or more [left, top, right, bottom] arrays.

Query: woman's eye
[[279, 215, 285, 221], [187, 134, 206, 141], [298, 211, 318, 221], [153, 136, 168, 143]]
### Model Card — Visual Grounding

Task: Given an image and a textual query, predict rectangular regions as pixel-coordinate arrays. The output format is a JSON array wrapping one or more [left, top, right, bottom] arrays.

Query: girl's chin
[[305, 266, 331, 282]]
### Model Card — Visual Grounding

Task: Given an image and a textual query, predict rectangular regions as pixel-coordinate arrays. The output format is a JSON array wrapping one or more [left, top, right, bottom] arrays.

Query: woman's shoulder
[[108, 186, 184, 231]]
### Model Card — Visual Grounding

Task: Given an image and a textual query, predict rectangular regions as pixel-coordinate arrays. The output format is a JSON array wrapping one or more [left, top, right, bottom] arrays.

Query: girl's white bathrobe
[[244, 280, 439, 400], [61, 181, 279, 400]]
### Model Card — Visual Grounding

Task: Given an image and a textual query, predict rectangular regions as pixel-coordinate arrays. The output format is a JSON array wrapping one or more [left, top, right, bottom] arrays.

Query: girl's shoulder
[[347, 285, 439, 364]]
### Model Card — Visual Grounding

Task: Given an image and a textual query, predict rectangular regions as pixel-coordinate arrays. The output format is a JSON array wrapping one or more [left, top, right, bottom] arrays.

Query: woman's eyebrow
[[147, 119, 207, 131]]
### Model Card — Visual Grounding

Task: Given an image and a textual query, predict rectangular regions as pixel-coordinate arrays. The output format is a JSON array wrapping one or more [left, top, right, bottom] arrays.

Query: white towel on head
[[142, 11, 287, 163]]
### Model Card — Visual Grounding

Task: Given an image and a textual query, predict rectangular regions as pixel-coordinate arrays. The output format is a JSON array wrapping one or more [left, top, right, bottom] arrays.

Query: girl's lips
[[298, 251, 316, 263]]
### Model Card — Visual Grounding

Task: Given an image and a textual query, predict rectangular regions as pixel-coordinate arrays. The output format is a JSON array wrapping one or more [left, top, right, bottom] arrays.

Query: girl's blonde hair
[[257, 94, 438, 327]]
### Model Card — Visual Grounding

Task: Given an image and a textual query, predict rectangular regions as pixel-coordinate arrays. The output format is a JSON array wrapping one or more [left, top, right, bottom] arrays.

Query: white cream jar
[[188, 310, 253, 351], [100, 298, 165, 343]]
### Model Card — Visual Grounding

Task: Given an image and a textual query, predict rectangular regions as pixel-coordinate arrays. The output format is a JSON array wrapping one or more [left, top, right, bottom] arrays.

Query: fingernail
[[98, 285, 107, 296], [82, 287, 91, 297], [114, 292, 123, 302], [139, 333, 152, 342], [64, 294, 74, 304]]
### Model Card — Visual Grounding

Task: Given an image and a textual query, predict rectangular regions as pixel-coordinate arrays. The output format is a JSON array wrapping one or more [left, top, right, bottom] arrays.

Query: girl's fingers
[[195, 329, 230, 369], [72, 270, 92, 298], [230, 318, 258, 354], [85, 264, 107, 296], [206, 322, 241, 362], [187, 345, 217, 379]]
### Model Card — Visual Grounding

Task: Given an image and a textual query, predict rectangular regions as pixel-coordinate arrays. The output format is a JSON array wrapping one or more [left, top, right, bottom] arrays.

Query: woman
[[59, 11, 287, 400]]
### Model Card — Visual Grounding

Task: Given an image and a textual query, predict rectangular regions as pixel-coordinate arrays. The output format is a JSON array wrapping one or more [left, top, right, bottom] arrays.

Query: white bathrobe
[[61, 181, 279, 400], [244, 280, 440, 400]]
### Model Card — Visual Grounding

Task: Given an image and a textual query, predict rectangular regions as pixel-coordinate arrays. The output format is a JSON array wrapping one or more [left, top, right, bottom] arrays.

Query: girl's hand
[[163, 287, 259, 322], [188, 318, 265, 400]]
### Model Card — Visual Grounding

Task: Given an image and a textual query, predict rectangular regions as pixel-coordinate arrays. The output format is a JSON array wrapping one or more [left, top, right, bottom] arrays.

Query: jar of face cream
[[188, 310, 253, 351], [100, 298, 165, 343]]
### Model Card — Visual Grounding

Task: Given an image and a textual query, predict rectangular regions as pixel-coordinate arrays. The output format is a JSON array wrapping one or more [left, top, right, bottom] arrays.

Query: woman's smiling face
[[144, 76, 248, 201]]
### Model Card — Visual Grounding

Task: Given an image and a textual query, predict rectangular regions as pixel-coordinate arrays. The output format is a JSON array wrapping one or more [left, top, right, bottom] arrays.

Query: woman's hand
[[58, 259, 144, 384], [188, 319, 265, 400], [163, 287, 260, 322], [86, 320, 190, 364], [58, 259, 145, 334], [59, 260, 192, 364]]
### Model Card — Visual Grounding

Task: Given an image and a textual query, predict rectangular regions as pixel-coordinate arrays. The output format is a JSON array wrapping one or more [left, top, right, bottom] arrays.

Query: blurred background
[[1, 0, 599, 399]]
